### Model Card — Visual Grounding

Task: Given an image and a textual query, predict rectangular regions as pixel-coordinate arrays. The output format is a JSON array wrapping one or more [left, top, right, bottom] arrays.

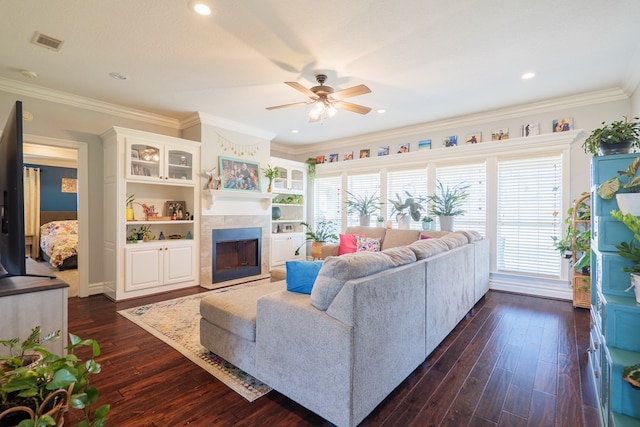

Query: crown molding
[[193, 111, 276, 141], [280, 88, 627, 156], [0, 76, 181, 129]]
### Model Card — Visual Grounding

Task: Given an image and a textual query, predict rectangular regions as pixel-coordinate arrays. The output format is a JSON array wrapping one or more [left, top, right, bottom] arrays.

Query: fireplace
[[212, 227, 262, 284]]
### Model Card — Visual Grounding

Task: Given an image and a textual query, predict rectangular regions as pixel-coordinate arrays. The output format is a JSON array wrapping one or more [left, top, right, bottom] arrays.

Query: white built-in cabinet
[[102, 127, 200, 300], [270, 157, 306, 267]]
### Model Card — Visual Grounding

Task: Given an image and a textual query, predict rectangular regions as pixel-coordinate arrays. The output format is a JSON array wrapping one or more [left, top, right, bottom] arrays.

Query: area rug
[[117, 282, 272, 402]]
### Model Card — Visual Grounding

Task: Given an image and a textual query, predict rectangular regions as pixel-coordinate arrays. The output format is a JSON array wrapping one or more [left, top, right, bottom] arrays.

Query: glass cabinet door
[[273, 166, 288, 191], [166, 148, 193, 182], [127, 141, 163, 181], [290, 168, 304, 191]]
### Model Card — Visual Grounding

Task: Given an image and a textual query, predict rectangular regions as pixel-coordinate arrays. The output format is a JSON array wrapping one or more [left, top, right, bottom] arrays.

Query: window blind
[[387, 168, 428, 230], [435, 163, 486, 235], [314, 176, 342, 231], [497, 156, 562, 276], [347, 173, 381, 227]]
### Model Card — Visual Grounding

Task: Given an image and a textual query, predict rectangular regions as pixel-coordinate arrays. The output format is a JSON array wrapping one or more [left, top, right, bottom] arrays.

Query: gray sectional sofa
[[200, 227, 489, 427]]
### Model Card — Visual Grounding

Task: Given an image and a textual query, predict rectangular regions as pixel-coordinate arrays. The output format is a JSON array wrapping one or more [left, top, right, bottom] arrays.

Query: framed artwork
[[165, 201, 186, 219], [465, 132, 481, 144], [378, 146, 389, 156], [397, 143, 410, 153], [61, 178, 77, 193], [219, 156, 261, 192], [553, 118, 573, 133], [130, 149, 139, 160], [283, 224, 294, 232], [491, 129, 509, 141], [359, 149, 370, 158], [316, 155, 325, 164], [443, 136, 457, 147], [418, 139, 432, 150], [521, 123, 540, 137], [343, 152, 354, 161], [328, 153, 339, 162]]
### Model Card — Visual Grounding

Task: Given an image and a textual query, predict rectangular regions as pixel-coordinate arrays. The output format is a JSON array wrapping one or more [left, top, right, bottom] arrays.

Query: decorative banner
[[217, 133, 260, 156]]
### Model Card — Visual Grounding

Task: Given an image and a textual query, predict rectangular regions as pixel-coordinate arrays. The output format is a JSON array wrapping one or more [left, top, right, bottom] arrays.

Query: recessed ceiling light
[[521, 72, 536, 80], [109, 72, 129, 81], [189, 0, 212, 16], [376, 108, 387, 114], [291, 129, 299, 134], [20, 70, 38, 79]]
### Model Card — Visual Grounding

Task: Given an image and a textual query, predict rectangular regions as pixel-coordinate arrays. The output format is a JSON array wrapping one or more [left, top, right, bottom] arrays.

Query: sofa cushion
[[310, 252, 394, 311], [420, 231, 451, 239], [382, 246, 417, 266], [459, 230, 483, 242], [356, 236, 381, 252], [200, 281, 286, 342], [440, 232, 469, 249], [338, 233, 365, 255], [380, 229, 422, 250], [408, 238, 449, 260], [286, 260, 324, 294]]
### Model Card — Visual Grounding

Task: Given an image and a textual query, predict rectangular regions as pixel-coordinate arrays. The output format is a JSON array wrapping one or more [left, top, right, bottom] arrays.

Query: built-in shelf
[[126, 220, 194, 225]]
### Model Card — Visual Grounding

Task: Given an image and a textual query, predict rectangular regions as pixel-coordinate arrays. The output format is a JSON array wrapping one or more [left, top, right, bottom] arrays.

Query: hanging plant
[[305, 158, 317, 181]]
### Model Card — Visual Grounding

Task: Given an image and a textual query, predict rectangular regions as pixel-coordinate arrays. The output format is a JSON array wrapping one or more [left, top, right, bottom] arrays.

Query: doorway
[[23, 136, 89, 298]]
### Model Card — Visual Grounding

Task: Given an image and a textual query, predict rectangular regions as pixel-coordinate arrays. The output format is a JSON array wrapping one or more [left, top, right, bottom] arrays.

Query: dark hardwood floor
[[66, 288, 599, 427]]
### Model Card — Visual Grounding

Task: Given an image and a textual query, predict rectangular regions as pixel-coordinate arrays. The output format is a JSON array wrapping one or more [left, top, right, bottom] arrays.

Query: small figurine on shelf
[[177, 209, 184, 220], [171, 212, 177, 220], [159, 231, 165, 240], [186, 231, 193, 240]]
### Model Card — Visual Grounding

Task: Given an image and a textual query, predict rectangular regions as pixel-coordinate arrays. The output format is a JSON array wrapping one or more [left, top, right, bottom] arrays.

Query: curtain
[[23, 167, 41, 258]]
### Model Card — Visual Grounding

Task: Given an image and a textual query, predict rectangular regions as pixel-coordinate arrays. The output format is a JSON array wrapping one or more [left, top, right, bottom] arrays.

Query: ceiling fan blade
[[266, 101, 311, 110], [285, 81, 318, 99], [334, 101, 372, 115], [331, 84, 371, 99]]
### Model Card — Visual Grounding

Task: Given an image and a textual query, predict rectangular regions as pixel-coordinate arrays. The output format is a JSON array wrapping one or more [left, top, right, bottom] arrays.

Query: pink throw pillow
[[338, 233, 365, 255], [420, 234, 432, 240]]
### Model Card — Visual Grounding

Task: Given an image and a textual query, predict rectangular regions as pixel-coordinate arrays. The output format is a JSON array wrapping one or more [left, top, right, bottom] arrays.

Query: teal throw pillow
[[286, 260, 324, 294]]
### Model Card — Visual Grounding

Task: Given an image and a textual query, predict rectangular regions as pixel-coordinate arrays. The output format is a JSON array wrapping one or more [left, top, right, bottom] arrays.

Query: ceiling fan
[[266, 74, 372, 122]]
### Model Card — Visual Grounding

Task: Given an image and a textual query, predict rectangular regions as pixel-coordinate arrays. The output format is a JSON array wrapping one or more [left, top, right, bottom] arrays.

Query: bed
[[39, 211, 78, 271]]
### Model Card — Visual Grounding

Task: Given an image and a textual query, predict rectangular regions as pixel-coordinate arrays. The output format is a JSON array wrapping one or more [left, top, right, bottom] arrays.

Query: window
[[497, 156, 562, 276], [387, 168, 428, 230], [314, 176, 342, 231], [436, 163, 486, 235], [346, 173, 381, 227]]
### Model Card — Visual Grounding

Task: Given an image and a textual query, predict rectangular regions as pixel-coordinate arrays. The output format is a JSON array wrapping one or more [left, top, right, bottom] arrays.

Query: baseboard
[[489, 274, 572, 301]]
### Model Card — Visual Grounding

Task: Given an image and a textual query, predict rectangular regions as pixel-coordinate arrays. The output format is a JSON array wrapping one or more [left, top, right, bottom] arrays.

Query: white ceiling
[[1, 0, 639, 146]]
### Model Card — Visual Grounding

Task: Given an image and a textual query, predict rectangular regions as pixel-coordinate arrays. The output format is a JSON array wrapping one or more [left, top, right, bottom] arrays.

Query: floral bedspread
[[40, 220, 78, 267]]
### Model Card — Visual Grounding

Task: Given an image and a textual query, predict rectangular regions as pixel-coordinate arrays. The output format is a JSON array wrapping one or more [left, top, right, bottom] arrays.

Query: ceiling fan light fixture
[[309, 101, 326, 120], [326, 103, 337, 118], [189, 0, 212, 16]]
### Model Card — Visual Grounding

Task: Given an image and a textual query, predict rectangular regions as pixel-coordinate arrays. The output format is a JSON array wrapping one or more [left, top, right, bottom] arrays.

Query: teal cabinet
[[590, 153, 640, 426]]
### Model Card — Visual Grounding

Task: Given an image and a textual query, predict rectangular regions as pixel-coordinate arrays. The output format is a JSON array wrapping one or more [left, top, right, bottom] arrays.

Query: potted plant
[[421, 216, 434, 231], [260, 164, 280, 193], [0, 327, 110, 426], [610, 210, 640, 303], [294, 220, 338, 258], [345, 191, 383, 226], [598, 156, 640, 215], [427, 180, 469, 232], [125, 195, 136, 221], [305, 158, 317, 181], [388, 192, 425, 229], [552, 193, 591, 272], [582, 116, 640, 156], [376, 215, 385, 228], [623, 363, 640, 388]]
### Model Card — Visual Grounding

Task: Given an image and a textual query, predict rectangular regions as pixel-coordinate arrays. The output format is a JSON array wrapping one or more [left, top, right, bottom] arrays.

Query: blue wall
[[25, 164, 77, 211]]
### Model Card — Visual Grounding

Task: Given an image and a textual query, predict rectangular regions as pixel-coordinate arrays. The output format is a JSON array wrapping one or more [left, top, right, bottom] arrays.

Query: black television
[[0, 101, 26, 277]]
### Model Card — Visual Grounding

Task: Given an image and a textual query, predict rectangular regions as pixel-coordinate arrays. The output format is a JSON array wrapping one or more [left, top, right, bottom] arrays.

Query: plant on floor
[[294, 220, 338, 256], [0, 327, 110, 427], [582, 116, 640, 156], [552, 193, 591, 270]]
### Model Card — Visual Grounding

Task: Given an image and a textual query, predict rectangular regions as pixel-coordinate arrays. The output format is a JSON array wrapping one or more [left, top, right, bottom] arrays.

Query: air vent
[[31, 32, 64, 51]]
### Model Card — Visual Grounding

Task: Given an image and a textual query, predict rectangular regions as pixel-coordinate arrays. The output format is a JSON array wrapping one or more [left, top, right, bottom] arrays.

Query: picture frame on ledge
[[219, 156, 261, 192]]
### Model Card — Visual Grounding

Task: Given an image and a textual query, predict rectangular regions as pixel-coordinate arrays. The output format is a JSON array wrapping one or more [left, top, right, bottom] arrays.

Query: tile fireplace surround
[[200, 215, 271, 289]]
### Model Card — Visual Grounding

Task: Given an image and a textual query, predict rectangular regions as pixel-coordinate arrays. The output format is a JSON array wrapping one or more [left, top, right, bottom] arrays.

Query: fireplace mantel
[[205, 189, 275, 208]]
